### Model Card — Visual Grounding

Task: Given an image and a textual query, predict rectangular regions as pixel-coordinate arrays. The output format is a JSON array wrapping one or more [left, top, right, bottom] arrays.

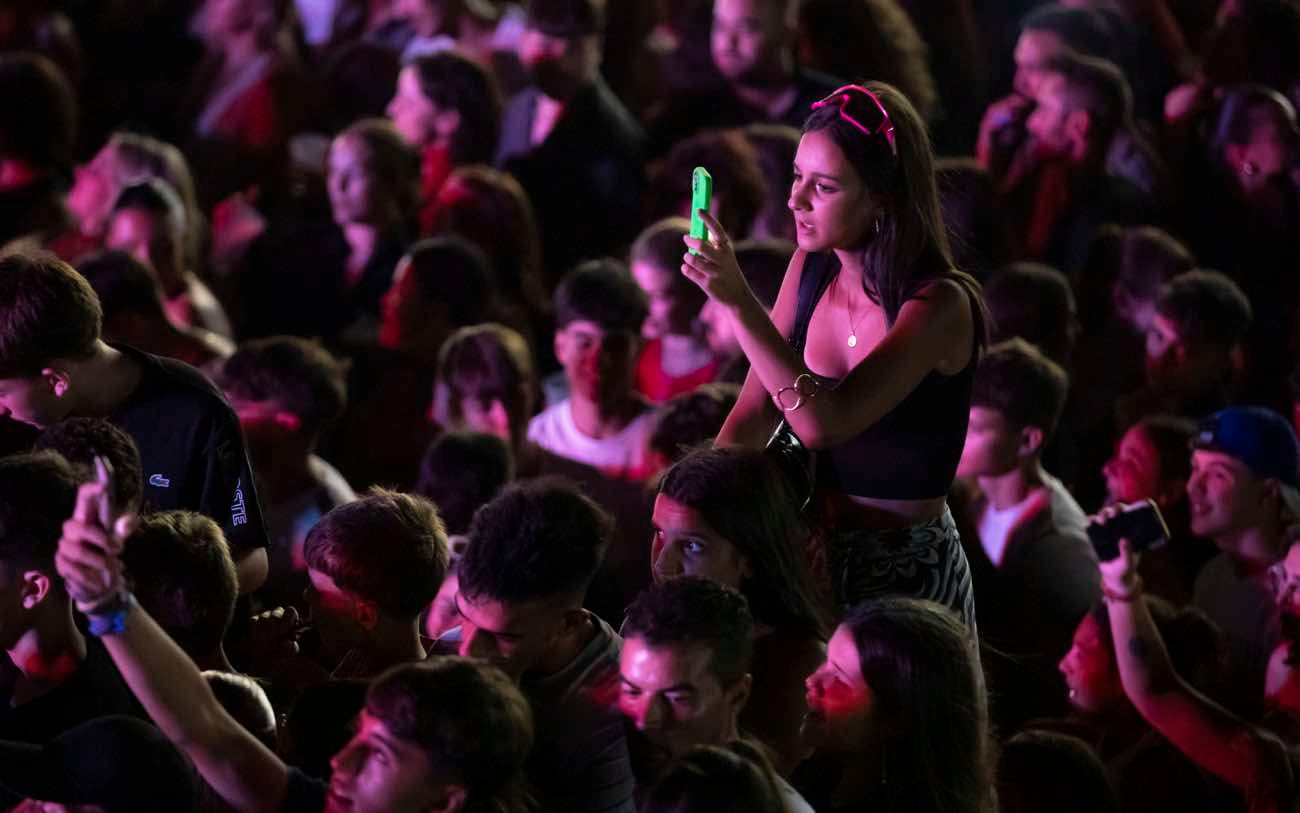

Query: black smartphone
[[1087, 499, 1170, 562]]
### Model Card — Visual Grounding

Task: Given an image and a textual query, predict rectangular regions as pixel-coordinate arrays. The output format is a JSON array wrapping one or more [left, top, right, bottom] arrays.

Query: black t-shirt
[[0, 637, 141, 743], [281, 767, 327, 813], [110, 345, 267, 553]]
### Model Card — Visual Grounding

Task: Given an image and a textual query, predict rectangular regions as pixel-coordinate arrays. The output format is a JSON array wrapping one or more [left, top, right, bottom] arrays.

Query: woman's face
[[650, 494, 751, 589], [802, 625, 872, 750], [1058, 614, 1123, 714], [328, 135, 383, 227], [787, 128, 878, 254], [387, 66, 439, 148], [67, 144, 118, 236], [105, 207, 177, 274], [1102, 424, 1164, 506]]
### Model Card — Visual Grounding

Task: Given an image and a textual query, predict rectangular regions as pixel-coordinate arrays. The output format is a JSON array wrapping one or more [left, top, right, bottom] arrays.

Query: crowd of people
[[1, 0, 1300, 810]]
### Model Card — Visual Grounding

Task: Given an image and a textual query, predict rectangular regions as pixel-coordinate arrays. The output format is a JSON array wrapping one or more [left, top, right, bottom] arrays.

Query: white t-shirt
[[977, 490, 1040, 567], [527, 399, 655, 481]]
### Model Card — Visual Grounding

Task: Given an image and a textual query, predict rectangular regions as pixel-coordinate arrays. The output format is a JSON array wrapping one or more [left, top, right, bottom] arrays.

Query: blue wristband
[[86, 592, 136, 637]]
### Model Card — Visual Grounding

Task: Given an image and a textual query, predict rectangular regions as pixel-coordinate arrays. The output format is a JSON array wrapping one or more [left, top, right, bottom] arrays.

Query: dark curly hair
[[458, 478, 613, 607], [623, 577, 754, 686], [35, 416, 143, 511]]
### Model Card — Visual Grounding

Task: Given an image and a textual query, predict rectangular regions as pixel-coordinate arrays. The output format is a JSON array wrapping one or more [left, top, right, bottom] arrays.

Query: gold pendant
[[847, 334, 858, 348]]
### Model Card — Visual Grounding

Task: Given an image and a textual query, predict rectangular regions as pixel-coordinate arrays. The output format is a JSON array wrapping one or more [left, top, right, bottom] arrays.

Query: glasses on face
[[811, 85, 897, 157]]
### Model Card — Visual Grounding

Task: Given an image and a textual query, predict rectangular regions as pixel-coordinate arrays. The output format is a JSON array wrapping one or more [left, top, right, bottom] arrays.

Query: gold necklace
[[838, 274, 863, 348]]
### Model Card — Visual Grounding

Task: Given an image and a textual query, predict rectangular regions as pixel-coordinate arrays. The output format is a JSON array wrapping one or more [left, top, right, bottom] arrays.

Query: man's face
[[455, 591, 566, 679], [1013, 29, 1064, 99], [554, 320, 640, 408], [1058, 614, 1122, 714], [1102, 424, 1164, 506], [1025, 73, 1074, 159], [519, 28, 593, 101], [1238, 118, 1294, 186], [304, 567, 369, 664], [711, 0, 788, 85], [1187, 449, 1274, 543], [631, 261, 699, 340], [0, 374, 68, 429], [650, 494, 750, 589], [619, 636, 746, 783], [227, 395, 299, 463], [956, 406, 1023, 479], [326, 710, 445, 813]]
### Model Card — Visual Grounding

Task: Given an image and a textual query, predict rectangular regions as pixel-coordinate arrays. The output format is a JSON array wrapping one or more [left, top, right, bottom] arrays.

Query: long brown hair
[[803, 82, 987, 346]]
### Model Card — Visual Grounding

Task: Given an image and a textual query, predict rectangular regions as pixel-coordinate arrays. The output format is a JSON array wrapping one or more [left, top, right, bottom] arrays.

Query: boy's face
[[554, 320, 641, 408], [956, 406, 1024, 479], [327, 710, 445, 813], [455, 591, 567, 679], [631, 261, 701, 340], [0, 374, 69, 429], [1186, 449, 1274, 543], [618, 636, 746, 783], [304, 567, 369, 664]]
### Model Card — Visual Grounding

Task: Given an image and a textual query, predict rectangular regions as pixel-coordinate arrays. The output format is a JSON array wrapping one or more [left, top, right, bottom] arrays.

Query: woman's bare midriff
[[817, 490, 948, 529]]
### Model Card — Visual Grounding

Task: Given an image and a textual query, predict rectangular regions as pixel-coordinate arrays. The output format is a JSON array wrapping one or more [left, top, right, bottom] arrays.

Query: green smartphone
[[689, 166, 713, 256]]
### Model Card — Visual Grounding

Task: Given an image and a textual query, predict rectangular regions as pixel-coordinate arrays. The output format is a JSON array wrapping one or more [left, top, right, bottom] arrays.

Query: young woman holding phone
[[682, 81, 987, 624]]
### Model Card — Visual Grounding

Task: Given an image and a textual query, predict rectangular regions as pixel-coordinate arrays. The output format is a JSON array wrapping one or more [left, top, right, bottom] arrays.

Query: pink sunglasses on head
[[811, 85, 897, 157]]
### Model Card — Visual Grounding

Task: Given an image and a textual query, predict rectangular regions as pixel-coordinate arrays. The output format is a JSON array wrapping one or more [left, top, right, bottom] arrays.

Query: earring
[[874, 216, 882, 236], [1243, 160, 1259, 177]]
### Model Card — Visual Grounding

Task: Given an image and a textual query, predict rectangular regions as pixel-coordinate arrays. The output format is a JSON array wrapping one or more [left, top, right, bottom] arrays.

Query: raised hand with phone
[[55, 456, 137, 616], [680, 169, 757, 313]]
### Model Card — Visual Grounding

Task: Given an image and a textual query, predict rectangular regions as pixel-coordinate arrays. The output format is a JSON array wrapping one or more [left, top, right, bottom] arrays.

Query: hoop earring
[[874, 216, 882, 236]]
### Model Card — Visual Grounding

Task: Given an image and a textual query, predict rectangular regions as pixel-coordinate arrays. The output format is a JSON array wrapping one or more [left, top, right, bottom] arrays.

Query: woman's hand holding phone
[[681, 208, 753, 312]]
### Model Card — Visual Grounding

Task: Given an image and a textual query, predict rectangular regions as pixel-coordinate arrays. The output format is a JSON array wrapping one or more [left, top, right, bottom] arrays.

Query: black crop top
[[790, 252, 975, 500]]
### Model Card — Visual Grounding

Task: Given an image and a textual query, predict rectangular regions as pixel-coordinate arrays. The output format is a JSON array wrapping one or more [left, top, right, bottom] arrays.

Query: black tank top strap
[[790, 252, 839, 354]]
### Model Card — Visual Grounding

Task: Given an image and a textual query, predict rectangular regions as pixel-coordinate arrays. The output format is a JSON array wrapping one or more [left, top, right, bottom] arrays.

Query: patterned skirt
[[822, 507, 978, 633]]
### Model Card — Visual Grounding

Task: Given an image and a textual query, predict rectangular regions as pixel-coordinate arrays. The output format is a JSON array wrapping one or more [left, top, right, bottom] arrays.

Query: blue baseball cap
[[1195, 406, 1300, 487]]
